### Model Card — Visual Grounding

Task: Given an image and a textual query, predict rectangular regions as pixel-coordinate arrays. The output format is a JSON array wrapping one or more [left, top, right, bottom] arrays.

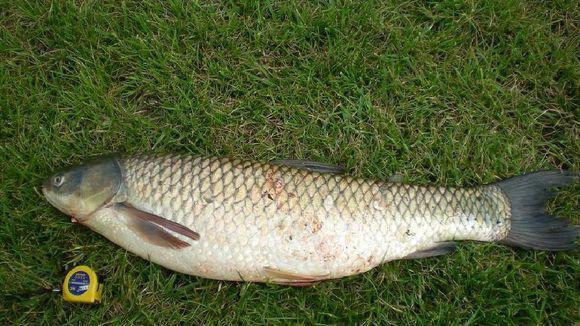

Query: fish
[[42, 154, 578, 285]]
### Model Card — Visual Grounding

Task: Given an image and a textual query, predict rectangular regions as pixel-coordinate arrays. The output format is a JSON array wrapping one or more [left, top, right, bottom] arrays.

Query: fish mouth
[[41, 186, 97, 224], [41, 185, 79, 223]]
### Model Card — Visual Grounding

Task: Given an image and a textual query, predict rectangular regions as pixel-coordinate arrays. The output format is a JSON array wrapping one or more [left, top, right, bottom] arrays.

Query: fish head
[[42, 157, 123, 222]]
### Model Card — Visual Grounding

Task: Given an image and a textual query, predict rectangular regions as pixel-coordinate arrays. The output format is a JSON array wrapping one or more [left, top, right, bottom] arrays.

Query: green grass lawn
[[1, 0, 578, 324]]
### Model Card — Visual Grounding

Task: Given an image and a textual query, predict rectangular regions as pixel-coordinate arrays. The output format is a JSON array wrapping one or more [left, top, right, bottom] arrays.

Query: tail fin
[[495, 170, 578, 251]]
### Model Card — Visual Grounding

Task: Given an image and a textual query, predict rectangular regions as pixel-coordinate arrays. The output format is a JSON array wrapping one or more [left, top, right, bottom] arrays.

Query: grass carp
[[42, 154, 578, 285]]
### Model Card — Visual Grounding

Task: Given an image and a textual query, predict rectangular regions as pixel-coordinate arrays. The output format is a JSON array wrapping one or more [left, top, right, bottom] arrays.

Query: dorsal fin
[[388, 173, 404, 183], [270, 159, 345, 174]]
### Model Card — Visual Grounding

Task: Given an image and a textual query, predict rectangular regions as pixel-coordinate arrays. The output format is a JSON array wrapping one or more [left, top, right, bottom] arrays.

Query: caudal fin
[[495, 170, 578, 251]]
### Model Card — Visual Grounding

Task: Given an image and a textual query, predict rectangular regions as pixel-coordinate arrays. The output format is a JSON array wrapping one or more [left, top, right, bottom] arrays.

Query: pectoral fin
[[128, 217, 190, 249], [263, 266, 329, 286], [115, 202, 199, 249], [270, 159, 345, 174], [117, 202, 199, 240]]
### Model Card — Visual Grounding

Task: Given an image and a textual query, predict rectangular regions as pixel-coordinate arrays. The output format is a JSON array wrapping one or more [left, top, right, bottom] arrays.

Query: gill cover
[[43, 157, 123, 219]]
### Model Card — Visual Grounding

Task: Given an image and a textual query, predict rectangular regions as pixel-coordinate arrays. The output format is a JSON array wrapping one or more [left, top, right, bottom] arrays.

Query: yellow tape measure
[[62, 265, 102, 303]]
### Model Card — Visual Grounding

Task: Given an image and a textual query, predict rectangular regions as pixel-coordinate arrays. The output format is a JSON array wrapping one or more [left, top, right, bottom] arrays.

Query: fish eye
[[53, 174, 65, 187]]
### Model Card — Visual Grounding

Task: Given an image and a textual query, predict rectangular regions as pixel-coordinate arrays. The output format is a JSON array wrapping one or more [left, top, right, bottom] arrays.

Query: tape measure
[[62, 265, 102, 303]]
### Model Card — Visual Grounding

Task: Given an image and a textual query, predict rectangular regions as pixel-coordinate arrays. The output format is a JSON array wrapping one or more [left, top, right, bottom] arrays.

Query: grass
[[1, 0, 578, 324]]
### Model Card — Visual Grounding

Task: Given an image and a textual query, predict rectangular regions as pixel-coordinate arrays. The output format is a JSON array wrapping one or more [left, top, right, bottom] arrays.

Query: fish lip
[[41, 185, 82, 222], [41, 185, 59, 210], [42, 184, 99, 224], [42, 177, 51, 190]]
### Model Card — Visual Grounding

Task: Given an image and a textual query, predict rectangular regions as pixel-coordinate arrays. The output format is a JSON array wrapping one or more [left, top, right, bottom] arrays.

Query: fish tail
[[494, 170, 578, 251]]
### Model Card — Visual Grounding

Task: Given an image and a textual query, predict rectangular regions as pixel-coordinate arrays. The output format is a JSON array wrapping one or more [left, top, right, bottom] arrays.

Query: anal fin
[[404, 242, 457, 259]]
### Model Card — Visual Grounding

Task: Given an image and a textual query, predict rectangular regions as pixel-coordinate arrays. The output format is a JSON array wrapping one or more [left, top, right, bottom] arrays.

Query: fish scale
[[103, 154, 511, 282]]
